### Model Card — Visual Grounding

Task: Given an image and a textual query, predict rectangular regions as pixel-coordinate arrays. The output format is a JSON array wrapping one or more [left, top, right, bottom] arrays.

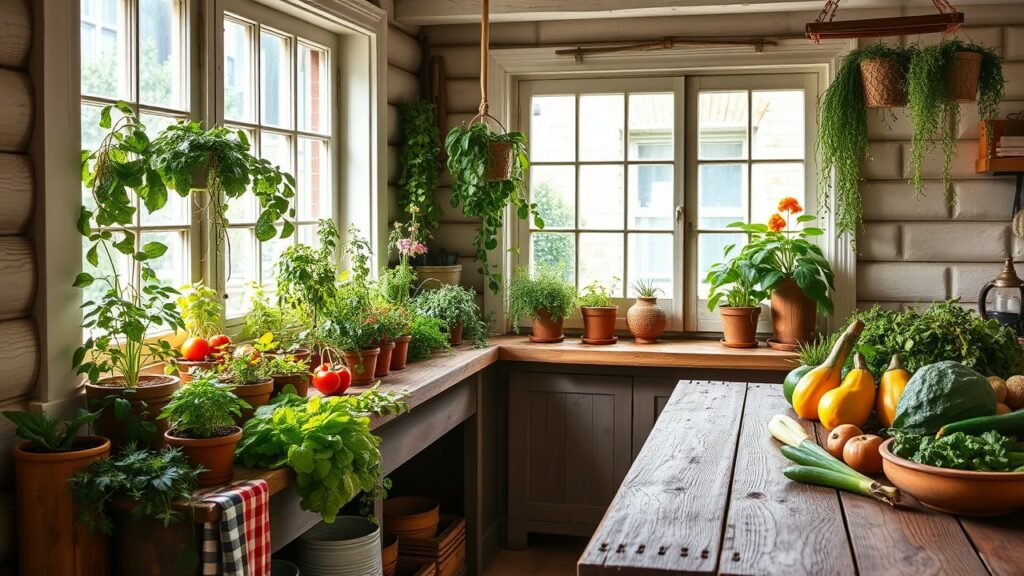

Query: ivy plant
[[398, 102, 442, 236]]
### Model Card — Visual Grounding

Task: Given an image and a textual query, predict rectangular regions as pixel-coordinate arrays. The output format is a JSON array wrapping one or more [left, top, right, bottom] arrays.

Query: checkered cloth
[[201, 479, 271, 576]]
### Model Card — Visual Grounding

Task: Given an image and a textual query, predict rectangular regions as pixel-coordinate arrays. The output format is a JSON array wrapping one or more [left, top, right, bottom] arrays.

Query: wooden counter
[[578, 381, 1024, 576]]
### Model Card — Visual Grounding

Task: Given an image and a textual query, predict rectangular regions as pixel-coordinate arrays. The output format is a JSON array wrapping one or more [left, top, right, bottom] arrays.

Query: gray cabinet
[[631, 377, 678, 459]]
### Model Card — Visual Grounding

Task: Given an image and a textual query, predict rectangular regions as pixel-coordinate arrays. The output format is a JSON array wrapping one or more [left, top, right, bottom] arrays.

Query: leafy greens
[[891, 431, 1024, 472]]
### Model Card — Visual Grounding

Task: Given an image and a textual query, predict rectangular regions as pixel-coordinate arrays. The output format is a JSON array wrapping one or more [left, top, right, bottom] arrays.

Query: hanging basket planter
[[485, 141, 514, 181], [946, 50, 983, 102], [859, 57, 909, 108]]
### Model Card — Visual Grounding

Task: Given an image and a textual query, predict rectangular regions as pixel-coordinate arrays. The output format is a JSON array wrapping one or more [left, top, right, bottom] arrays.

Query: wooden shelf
[[976, 156, 1024, 175]]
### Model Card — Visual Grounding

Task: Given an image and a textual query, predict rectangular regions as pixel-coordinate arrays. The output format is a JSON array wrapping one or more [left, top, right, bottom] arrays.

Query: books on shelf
[[996, 136, 1024, 157]]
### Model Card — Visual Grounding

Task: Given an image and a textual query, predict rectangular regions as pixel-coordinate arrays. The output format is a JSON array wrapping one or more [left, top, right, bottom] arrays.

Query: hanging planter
[[485, 141, 514, 181], [859, 56, 910, 108]]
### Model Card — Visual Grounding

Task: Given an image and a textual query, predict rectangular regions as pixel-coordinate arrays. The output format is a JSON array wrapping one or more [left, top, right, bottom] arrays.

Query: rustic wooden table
[[578, 380, 1024, 576]]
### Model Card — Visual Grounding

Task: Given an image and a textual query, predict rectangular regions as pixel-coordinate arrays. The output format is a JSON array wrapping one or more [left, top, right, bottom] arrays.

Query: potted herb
[[445, 122, 539, 294], [706, 252, 767, 348], [818, 44, 916, 241], [267, 354, 312, 397], [174, 281, 229, 383], [907, 40, 1004, 199], [505, 267, 576, 343], [408, 315, 452, 361], [277, 218, 341, 341], [159, 375, 249, 486], [317, 282, 382, 386], [578, 280, 619, 345], [626, 279, 667, 344], [412, 284, 488, 347], [243, 285, 308, 359], [4, 409, 108, 576], [216, 352, 274, 421]]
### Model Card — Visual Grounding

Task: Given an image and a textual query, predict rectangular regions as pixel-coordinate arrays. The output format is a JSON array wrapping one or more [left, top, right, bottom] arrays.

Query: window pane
[[260, 228, 290, 285], [579, 233, 623, 297], [530, 96, 575, 162], [81, 0, 125, 99], [260, 30, 292, 129], [141, 230, 188, 287], [697, 233, 746, 299], [298, 137, 331, 220], [81, 233, 132, 312], [752, 91, 804, 160], [698, 163, 747, 228], [224, 18, 255, 123], [298, 42, 330, 134], [530, 232, 575, 284], [225, 228, 256, 317], [751, 163, 805, 226], [530, 165, 575, 230], [262, 131, 292, 173], [579, 165, 623, 230], [297, 224, 321, 249], [141, 190, 190, 226], [699, 92, 747, 160], [628, 164, 673, 230], [579, 94, 624, 161], [140, 111, 182, 135], [628, 234, 672, 297], [139, 0, 186, 110], [628, 93, 673, 161], [226, 191, 257, 224]]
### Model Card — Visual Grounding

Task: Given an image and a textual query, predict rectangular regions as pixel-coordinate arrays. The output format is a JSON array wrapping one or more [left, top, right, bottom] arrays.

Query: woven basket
[[859, 57, 908, 108], [946, 51, 982, 102], [484, 141, 513, 181]]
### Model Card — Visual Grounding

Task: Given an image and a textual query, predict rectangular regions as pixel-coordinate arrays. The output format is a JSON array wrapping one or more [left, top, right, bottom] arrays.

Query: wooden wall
[[0, 0, 36, 572]]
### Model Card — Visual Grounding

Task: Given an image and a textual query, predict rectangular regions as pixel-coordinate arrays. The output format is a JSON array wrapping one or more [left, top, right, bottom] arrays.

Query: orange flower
[[777, 197, 803, 214], [768, 213, 786, 232]]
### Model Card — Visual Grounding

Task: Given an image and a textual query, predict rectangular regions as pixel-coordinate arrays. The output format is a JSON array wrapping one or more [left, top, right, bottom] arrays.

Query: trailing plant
[[578, 279, 617, 308], [412, 284, 488, 347], [506, 267, 577, 331], [176, 282, 222, 339], [398, 102, 442, 236], [277, 219, 340, 333], [445, 122, 538, 293], [408, 315, 452, 361], [631, 279, 663, 299], [2, 409, 102, 452], [243, 285, 304, 351], [907, 40, 1003, 200], [159, 375, 248, 438], [705, 252, 767, 310], [818, 44, 916, 241]]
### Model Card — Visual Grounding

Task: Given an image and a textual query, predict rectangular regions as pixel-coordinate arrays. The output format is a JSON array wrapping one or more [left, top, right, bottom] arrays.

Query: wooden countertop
[[578, 381, 1024, 576]]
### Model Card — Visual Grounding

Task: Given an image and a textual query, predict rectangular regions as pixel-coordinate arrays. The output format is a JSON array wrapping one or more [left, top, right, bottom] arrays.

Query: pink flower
[[397, 238, 428, 257]]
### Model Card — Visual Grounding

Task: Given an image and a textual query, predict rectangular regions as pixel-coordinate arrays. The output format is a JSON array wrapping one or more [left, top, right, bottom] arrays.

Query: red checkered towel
[[201, 479, 270, 576]]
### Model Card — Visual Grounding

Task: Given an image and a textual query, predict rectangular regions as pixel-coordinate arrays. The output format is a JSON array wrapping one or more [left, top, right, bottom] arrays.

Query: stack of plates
[[297, 517, 383, 576]]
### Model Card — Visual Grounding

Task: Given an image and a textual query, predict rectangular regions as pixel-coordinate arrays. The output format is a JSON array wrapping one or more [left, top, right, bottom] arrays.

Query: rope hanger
[[472, 0, 506, 132], [807, 0, 963, 43]]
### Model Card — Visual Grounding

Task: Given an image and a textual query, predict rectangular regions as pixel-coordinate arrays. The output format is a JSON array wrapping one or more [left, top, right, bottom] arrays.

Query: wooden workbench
[[578, 381, 1024, 576]]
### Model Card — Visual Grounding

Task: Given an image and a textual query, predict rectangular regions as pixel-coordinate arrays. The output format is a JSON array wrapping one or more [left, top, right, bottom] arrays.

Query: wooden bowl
[[383, 496, 440, 539], [879, 438, 1024, 516]]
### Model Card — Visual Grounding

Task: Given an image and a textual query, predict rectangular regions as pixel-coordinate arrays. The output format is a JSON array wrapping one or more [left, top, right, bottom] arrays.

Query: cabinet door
[[632, 377, 679, 459], [508, 371, 632, 535]]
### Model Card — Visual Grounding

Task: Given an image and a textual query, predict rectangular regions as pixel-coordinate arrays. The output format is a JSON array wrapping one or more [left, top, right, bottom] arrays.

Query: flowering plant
[[390, 206, 428, 264], [721, 197, 835, 314]]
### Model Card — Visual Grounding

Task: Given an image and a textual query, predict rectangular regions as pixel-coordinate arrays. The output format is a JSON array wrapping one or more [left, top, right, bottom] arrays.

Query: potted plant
[[818, 44, 916, 241], [408, 315, 452, 361], [243, 285, 308, 360], [907, 40, 1003, 199], [267, 353, 312, 397], [706, 253, 767, 348], [627, 279, 667, 344], [4, 409, 108, 576], [373, 302, 414, 375], [727, 197, 834, 348], [174, 281, 230, 383], [317, 281, 382, 386], [216, 352, 274, 421], [445, 121, 538, 294], [578, 280, 619, 345], [277, 218, 341, 343], [412, 284, 488, 347], [159, 375, 249, 486], [505, 267, 576, 343]]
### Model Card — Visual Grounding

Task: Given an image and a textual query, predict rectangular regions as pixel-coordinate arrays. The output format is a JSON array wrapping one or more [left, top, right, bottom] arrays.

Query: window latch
[[675, 205, 684, 223]]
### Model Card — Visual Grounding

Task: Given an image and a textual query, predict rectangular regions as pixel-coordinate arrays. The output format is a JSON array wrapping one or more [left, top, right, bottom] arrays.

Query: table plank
[[719, 384, 855, 576], [578, 380, 747, 575], [959, 512, 1024, 576], [813, 425, 989, 576]]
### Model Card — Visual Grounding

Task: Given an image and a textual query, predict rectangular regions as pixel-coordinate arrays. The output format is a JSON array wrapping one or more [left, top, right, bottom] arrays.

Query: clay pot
[[946, 51, 983, 102], [581, 306, 618, 344], [271, 373, 310, 397], [859, 57, 908, 108], [530, 309, 565, 343], [390, 335, 412, 371], [375, 341, 396, 378], [484, 141, 513, 181], [720, 306, 761, 347], [14, 437, 110, 576], [448, 323, 464, 347], [343, 348, 382, 386], [228, 377, 275, 422], [627, 297, 667, 344], [381, 531, 399, 576], [85, 375, 180, 450], [383, 496, 440, 539], [175, 358, 219, 385], [770, 278, 817, 345], [165, 426, 242, 486]]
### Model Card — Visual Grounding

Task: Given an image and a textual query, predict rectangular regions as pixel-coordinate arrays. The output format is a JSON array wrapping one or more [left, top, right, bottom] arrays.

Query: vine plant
[[398, 102, 442, 236]]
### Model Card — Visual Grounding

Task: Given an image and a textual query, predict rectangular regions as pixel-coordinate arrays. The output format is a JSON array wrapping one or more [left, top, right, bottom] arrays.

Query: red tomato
[[209, 334, 231, 352], [181, 337, 210, 361], [313, 364, 341, 395], [335, 365, 352, 395]]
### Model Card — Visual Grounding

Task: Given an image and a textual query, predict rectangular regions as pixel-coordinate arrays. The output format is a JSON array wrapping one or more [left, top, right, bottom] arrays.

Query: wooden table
[[578, 380, 1024, 576]]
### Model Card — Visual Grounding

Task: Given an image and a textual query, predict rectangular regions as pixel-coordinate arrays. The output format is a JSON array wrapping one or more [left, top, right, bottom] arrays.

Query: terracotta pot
[[382, 531, 399, 576], [343, 347, 381, 385], [228, 377, 275, 422], [720, 306, 761, 346], [383, 496, 440, 539], [375, 341, 396, 378], [175, 358, 219, 385], [627, 297, 667, 344], [272, 373, 310, 397], [770, 278, 817, 345], [946, 51, 983, 102], [530, 309, 564, 343], [85, 375, 180, 450], [448, 323, 464, 347], [581, 306, 618, 343], [391, 335, 412, 371], [165, 426, 241, 486], [484, 141, 513, 181], [14, 437, 110, 576], [859, 57, 908, 108]]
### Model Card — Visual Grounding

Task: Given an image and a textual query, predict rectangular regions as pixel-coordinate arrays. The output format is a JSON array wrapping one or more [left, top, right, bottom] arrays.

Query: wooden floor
[[484, 535, 589, 576]]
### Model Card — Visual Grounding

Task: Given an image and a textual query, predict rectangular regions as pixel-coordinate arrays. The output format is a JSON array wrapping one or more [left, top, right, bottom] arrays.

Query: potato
[[996, 402, 1012, 415], [1005, 375, 1024, 410], [988, 376, 1008, 403]]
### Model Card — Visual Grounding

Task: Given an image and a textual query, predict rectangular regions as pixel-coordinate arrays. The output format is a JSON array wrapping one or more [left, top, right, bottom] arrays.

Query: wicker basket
[[859, 57, 908, 108], [946, 51, 982, 102], [484, 141, 513, 181], [413, 264, 462, 290]]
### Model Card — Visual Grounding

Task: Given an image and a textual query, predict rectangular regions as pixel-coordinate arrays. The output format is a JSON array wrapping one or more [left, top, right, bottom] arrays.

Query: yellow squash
[[875, 354, 910, 427], [792, 320, 864, 420], [818, 353, 876, 430]]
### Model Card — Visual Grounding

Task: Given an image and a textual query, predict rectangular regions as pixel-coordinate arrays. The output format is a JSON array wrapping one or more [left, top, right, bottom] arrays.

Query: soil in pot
[[719, 306, 761, 348], [14, 437, 111, 576], [343, 348, 381, 386], [165, 426, 242, 486], [627, 297, 667, 344], [530, 309, 565, 343], [770, 278, 816, 345], [272, 373, 310, 397], [85, 375, 180, 450], [375, 341, 396, 378], [581, 307, 618, 344], [390, 335, 412, 371], [448, 323, 464, 347], [228, 377, 275, 422]]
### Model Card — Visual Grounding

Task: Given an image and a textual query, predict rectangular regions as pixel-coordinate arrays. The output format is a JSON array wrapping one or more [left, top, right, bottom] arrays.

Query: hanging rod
[[554, 37, 776, 63]]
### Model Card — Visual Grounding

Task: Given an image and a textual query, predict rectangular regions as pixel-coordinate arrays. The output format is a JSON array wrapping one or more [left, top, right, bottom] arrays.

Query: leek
[[784, 466, 901, 505]]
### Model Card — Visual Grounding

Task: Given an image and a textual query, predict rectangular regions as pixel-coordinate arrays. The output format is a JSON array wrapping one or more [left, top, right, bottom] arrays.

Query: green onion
[[783, 465, 900, 505]]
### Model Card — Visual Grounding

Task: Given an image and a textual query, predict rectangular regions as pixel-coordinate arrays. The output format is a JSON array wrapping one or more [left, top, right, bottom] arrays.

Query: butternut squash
[[792, 320, 864, 420], [876, 354, 910, 427], [818, 353, 876, 429]]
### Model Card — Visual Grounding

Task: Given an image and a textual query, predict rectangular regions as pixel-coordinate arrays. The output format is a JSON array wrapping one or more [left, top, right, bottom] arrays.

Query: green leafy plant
[[891, 430, 1024, 472], [176, 282, 222, 339], [243, 285, 304, 351], [412, 284, 488, 347], [398, 102, 442, 236], [705, 252, 767, 309], [631, 279, 663, 299], [159, 376, 249, 438], [818, 44, 915, 241], [218, 355, 273, 385], [445, 122, 538, 293], [578, 279, 617, 308], [277, 219, 340, 333], [506, 267, 577, 331], [3, 409, 102, 452], [907, 40, 1003, 200], [266, 355, 311, 377], [796, 332, 839, 366], [408, 315, 452, 361]]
